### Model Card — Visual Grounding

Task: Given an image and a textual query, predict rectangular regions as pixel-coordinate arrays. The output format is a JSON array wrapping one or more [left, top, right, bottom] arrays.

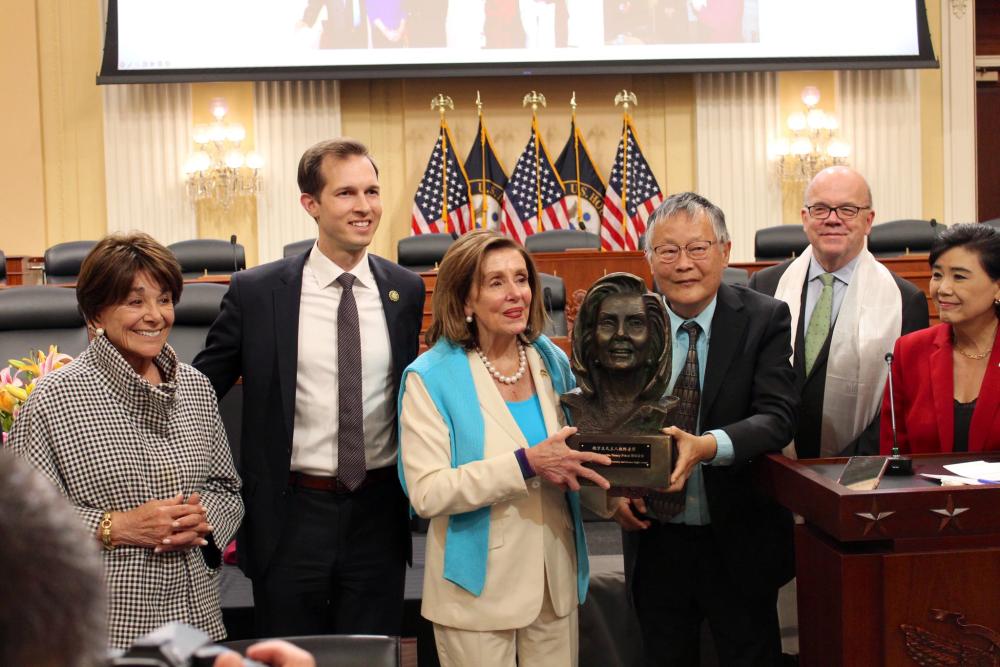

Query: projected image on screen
[[105, 0, 933, 80]]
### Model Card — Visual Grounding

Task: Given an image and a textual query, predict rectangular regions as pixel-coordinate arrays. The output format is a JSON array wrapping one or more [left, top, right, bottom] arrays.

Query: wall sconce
[[769, 86, 850, 184], [183, 98, 263, 209]]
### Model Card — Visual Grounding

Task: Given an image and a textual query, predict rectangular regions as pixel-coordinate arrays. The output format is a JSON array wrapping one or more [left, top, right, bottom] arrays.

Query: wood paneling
[[977, 83, 1000, 222]]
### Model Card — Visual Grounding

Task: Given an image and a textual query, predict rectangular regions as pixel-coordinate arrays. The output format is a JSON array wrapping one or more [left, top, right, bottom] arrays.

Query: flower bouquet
[[1, 346, 73, 445]]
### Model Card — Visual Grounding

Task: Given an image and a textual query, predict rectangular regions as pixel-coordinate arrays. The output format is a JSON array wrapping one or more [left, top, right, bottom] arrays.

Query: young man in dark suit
[[749, 167, 929, 458], [194, 138, 425, 637], [614, 192, 798, 666]]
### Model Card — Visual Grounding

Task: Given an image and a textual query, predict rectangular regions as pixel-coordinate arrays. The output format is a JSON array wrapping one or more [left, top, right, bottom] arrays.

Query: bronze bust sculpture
[[561, 272, 677, 434]]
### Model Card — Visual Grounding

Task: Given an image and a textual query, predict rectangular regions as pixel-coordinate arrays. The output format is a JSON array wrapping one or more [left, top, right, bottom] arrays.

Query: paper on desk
[[944, 460, 1000, 482], [921, 474, 984, 486]]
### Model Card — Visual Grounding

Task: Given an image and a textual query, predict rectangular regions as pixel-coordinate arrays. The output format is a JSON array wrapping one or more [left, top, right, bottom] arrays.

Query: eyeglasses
[[651, 240, 716, 263], [804, 204, 871, 221]]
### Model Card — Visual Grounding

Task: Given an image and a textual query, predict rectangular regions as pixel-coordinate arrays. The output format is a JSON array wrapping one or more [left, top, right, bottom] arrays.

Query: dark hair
[[76, 232, 183, 325], [297, 137, 378, 198], [426, 230, 546, 348], [929, 223, 1000, 317], [0, 452, 107, 666], [571, 272, 671, 401]]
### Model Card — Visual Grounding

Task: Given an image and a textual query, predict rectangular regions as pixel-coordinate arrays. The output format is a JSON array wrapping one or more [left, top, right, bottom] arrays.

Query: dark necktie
[[337, 273, 366, 490], [646, 321, 701, 520]]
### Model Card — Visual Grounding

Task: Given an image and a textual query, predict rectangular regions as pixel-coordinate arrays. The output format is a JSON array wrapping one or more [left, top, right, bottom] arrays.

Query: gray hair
[[0, 452, 107, 667], [643, 192, 730, 262]]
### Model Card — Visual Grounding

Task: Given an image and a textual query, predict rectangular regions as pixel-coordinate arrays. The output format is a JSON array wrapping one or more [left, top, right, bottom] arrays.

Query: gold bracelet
[[100, 511, 114, 551]]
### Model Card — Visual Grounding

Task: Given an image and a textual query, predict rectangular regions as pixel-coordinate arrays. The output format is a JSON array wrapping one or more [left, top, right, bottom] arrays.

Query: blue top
[[506, 394, 547, 448], [804, 253, 859, 327], [663, 295, 734, 526]]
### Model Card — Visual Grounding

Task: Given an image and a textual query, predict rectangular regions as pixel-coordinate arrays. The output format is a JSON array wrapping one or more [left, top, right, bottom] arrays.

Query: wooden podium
[[761, 453, 1000, 666]]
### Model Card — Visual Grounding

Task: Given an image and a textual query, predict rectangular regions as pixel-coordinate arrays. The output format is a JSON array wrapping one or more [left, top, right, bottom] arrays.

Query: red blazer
[[880, 323, 1000, 454]]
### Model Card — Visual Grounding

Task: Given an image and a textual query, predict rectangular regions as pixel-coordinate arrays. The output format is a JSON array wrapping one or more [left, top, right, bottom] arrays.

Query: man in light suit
[[614, 192, 798, 666], [194, 138, 425, 637], [749, 166, 929, 458]]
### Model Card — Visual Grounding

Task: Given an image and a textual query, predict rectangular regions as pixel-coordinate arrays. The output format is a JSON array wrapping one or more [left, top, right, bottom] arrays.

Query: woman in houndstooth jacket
[[8, 233, 243, 650]]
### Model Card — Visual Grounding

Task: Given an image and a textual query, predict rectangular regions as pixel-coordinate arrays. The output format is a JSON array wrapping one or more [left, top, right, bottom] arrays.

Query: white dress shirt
[[290, 244, 396, 476]]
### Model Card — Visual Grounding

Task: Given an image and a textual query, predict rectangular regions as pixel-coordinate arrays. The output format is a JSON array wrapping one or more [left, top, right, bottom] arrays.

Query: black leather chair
[[397, 233, 454, 273], [0, 286, 88, 364], [867, 219, 941, 258], [981, 218, 1000, 230], [0, 248, 6, 284], [753, 226, 809, 262], [222, 635, 401, 667], [525, 229, 601, 253], [723, 267, 749, 287], [169, 239, 247, 279], [43, 240, 97, 285], [168, 283, 227, 364], [539, 273, 567, 337], [283, 239, 315, 258]]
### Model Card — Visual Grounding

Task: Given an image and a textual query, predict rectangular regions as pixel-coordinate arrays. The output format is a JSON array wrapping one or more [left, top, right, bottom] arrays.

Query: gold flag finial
[[522, 91, 547, 114], [570, 91, 577, 112], [614, 90, 638, 113], [475, 90, 483, 117], [431, 94, 454, 120]]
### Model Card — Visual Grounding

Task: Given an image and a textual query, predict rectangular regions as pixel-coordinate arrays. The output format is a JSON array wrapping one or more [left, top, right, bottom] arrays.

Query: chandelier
[[183, 98, 263, 209], [770, 86, 850, 184]]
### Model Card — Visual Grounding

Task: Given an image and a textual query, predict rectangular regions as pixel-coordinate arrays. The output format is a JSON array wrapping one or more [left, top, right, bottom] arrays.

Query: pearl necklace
[[476, 342, 527, 385]]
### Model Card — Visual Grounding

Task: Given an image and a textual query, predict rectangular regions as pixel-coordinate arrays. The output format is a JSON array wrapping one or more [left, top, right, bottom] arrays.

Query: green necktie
[[804, 273, 834, 375]]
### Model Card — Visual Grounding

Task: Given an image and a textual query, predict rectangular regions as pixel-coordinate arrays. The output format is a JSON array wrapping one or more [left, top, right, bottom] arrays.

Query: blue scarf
[[397, 335, 589, 601]]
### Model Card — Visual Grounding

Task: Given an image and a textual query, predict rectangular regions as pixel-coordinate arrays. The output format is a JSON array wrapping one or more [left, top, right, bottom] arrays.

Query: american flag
[[601, 117, 664, 251], [502, 117, 570, 245], [411, 120, 474, 236]]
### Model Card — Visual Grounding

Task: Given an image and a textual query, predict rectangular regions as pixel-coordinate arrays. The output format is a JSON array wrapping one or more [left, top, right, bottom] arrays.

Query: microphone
[[884, 352, 914, 476], [230, 234, 239, 273]]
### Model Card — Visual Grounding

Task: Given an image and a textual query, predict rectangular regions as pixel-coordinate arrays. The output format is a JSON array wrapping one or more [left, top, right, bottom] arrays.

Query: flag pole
[[431, 94, 454, 235], [523, 90, 547, 234], [614, 90, 638, 246], [571, 92, 582, 230], [476, 90, 486, 230]]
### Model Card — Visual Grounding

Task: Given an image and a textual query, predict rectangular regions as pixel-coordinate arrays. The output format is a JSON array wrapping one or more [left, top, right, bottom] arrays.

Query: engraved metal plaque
[[567, 433, 673, 488]]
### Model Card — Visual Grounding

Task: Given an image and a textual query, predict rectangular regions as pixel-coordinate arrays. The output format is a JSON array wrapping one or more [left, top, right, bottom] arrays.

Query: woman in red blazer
[[881, 223, 1000, 454]]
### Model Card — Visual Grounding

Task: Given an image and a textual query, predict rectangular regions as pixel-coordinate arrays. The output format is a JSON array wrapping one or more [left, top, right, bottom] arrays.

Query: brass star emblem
[[930, 494, 969, 531], [855, 500, 896, 536]]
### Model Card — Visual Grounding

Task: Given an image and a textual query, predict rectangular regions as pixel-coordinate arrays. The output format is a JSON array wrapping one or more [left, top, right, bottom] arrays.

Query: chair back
[[397, 233, 454, 273], [222, 635, 400, 667], [0, 248, 6, 283], [169, 239, 247, 279], [981, 218, 1000, 230], [168, 283, 227, 364], [43, 241, 97, 285], [283, 239, 315, 258], [753, 226, 809, 262], [723, 267, 749, 287], [525, 229, 601, 253], [867, 219, 941, 257], [0, 286, 88, 364], [539, 273, 567, 336]]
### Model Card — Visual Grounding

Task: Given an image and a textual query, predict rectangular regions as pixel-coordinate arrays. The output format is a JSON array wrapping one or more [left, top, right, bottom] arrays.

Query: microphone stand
[[230, 234, 240, 274], [884, 352, 914, 476]]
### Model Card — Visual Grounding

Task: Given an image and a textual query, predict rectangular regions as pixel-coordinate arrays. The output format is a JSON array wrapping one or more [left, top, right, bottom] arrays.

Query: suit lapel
[[701, 284, 747, 421], [929, 325, 955, 452], [274, 252, 308, 444], [369, 256, 403, 382], [969, 333, 1000, 452]]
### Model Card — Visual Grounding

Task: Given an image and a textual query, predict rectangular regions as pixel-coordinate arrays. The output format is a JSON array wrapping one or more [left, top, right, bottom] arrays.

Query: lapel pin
[[388, 289, 400, 302]]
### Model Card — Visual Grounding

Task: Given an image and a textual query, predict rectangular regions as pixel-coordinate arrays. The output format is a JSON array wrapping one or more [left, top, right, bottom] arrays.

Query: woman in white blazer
[[398, 230, 610, 667]]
